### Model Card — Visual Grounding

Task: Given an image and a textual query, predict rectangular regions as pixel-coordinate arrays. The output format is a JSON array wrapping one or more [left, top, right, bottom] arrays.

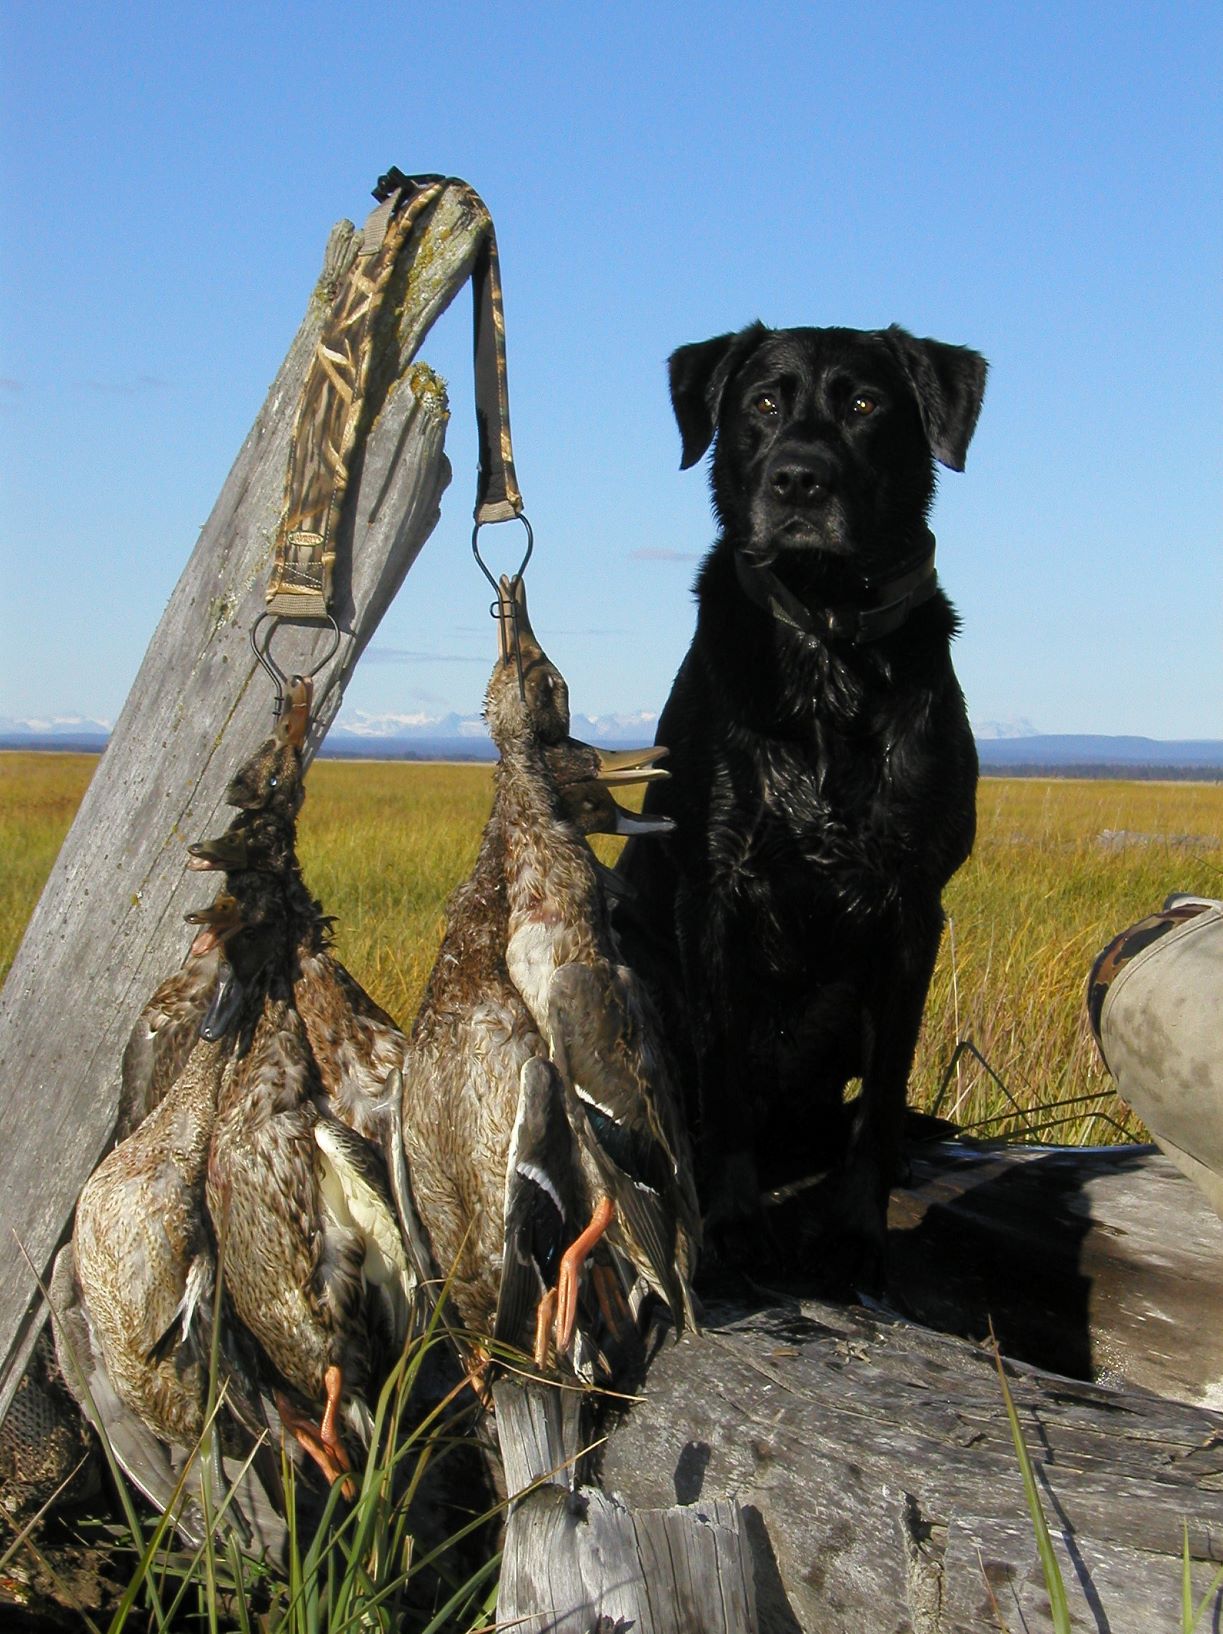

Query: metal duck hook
[[472, 514, 534, 700], [250, 611, 341, 718]]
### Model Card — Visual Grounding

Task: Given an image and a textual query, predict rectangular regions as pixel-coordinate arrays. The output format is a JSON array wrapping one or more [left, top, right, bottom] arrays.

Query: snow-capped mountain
[[970, 717, 1039, 740], [325, 707, 662, 755], [0, 713, 112, 748], [3, 711, 1220, 774]]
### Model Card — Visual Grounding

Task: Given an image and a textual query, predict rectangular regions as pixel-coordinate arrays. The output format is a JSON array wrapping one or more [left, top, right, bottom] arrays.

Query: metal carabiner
[[249, 611, 341, 717]]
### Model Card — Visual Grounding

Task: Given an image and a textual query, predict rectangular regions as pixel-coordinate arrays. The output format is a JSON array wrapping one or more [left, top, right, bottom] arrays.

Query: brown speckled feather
[[401, 809, 557, 1348], [74, 1038, 228, 1446], [116, 946, 223, 1140], [207, 994, 371, 1412]]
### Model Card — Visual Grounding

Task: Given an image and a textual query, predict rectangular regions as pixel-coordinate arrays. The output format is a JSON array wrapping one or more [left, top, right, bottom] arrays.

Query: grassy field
[[3, 751, 1221, 1145]]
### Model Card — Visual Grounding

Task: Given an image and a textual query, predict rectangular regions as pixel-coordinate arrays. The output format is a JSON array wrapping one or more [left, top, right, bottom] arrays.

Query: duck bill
[[604, 803, 675, 837], [185, 895, 243, 958], [595, 745, 669, 776], [198, 961, 245, 1041], [277, 677, 312, 750], [496, 573, 548, 671], [187, 833, 249, 871]]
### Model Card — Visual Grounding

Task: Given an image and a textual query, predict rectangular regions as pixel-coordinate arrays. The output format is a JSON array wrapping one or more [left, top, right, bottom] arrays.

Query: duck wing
[[117, 949, 222, 1137], [313, 1115, 420, 1351], [494, 1057, 577, 1356], [296, 951, 406, 1142], [546, 962, 699, 1335]]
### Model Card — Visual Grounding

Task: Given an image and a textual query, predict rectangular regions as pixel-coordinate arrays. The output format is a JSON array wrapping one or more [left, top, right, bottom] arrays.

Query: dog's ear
[[669, 324, 767, 469], [883, 326, 988, 472]]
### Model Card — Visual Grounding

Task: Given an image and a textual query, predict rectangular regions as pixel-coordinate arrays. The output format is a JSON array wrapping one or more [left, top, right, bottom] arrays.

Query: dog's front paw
[[700, 1148, 775, 1272], [813, 1184, 889, 1301]]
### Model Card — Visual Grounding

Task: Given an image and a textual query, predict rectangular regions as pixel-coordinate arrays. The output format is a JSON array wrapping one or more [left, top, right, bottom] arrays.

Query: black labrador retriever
[[616, 322, 987, 1291]]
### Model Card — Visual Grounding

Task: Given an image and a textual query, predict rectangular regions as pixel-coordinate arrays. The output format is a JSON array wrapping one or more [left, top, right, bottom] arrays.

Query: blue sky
[[2, 1, 1220, 738]]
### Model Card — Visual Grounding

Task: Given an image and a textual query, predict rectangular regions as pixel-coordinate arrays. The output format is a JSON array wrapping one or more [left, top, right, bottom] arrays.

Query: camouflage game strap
[[267, 170, 524, 618], [470, 215, 524, 526], [265, 173, 448, 617]]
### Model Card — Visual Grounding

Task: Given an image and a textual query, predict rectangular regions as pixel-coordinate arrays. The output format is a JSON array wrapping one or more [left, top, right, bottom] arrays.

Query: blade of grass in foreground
[[1182, 1518, 1223, 1632], [989, 1326, 1072, 1634]]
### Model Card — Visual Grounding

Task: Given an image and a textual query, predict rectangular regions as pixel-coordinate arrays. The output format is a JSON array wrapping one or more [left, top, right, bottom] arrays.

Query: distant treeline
[[3, 738, 1221, 781], [980, 763, 1222, 782]]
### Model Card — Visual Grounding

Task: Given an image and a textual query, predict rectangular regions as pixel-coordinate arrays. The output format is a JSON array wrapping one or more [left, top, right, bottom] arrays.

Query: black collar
[[734, 531, 939, 645]]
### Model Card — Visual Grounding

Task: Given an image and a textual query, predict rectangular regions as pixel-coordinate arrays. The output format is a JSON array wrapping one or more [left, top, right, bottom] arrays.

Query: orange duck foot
[[275, 1379, 356, 1502], [533, 1287, 559, 1370], [589, 1259, 634, 1347], [555, 1196, 616, 1355]]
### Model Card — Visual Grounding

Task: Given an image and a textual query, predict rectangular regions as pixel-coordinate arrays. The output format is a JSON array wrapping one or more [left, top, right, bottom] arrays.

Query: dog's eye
[[752, 394, 778, 417], [850, 395, 877, 417]]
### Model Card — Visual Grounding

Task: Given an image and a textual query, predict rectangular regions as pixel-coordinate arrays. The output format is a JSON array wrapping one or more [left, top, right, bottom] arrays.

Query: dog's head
[[669, 324, 986, 581]]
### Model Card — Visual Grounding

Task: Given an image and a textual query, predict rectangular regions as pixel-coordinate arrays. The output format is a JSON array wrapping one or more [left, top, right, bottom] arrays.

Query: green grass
[[5, 751, 1220, 1144], [16, 1281, 499, 1634], [913, 777, 1223, 1143]]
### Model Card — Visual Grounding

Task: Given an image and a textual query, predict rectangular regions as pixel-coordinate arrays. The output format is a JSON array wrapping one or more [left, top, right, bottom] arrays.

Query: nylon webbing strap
[[471, 221, 523, 525], [266, 175, 447, 617]]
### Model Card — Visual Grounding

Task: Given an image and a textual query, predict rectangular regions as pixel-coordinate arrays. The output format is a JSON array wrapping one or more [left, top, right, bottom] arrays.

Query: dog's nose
[[767, 451, 838, 507]]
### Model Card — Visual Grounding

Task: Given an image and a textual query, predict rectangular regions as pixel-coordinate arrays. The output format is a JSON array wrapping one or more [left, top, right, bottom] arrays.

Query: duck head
[[484, 576, 571, 750], [548, 740, 676, 839], [224, 678, 311, 818]]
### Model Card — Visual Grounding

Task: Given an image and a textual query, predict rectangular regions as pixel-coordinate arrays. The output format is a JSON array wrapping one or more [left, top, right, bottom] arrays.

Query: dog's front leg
[[674, 880, 772, 1263], [835, 906, 944, 1295]]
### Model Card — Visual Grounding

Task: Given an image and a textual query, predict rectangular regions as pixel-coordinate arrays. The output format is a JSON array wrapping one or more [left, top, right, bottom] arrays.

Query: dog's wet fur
[[616, 322, 987, 1293]]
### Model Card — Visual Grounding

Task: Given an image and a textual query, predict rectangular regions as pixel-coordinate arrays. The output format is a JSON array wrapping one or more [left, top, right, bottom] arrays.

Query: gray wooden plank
[[498, 1484, 758, 1634]]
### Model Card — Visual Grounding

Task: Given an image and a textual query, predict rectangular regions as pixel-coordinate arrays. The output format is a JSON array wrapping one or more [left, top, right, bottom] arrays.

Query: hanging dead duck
[[486, 576, 700, 1353], [69, 887, 283, 1545], [399, 627, 672, 1376], [188, 678, 409, 1151], [399, 779, 565, 1370], [194, 682, 418, 1497]]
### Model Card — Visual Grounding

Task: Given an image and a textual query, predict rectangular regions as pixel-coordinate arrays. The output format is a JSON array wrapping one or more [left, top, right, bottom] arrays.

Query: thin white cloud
[[630, 547, 700, 562], [362, 647, 484, 665], [80, 374, 170, 396]]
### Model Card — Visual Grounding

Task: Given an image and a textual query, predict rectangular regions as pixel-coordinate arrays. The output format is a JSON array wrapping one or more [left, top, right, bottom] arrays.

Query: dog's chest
[[715, 723, 911, 906]]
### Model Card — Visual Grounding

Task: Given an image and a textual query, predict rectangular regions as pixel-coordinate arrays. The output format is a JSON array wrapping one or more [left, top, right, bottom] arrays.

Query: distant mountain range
[[2, 713, 1221, 776]]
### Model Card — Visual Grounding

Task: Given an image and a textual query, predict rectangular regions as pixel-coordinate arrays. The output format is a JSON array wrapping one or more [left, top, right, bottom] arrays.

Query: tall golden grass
[[3, 750, 1220, 1145]]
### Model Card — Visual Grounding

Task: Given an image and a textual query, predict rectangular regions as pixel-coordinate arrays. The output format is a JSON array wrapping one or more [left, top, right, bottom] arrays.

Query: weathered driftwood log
[[499, 1143, 1223, 1633], [0, 181, 488, 1420], [494, 1377, 762, 1633], [888, 1139, 1223, 1410]]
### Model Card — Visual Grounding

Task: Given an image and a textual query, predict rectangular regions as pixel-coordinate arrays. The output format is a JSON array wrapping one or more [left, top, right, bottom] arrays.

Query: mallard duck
[[399, 795, 556, 1360], [189, 679, 408, 1151], [487, 578, 701, 1350], [111, 747, 297, 1141], [199, 690, 417, 1496], [400, 655, 667, 1372], [71, 890, 280, 1537]]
